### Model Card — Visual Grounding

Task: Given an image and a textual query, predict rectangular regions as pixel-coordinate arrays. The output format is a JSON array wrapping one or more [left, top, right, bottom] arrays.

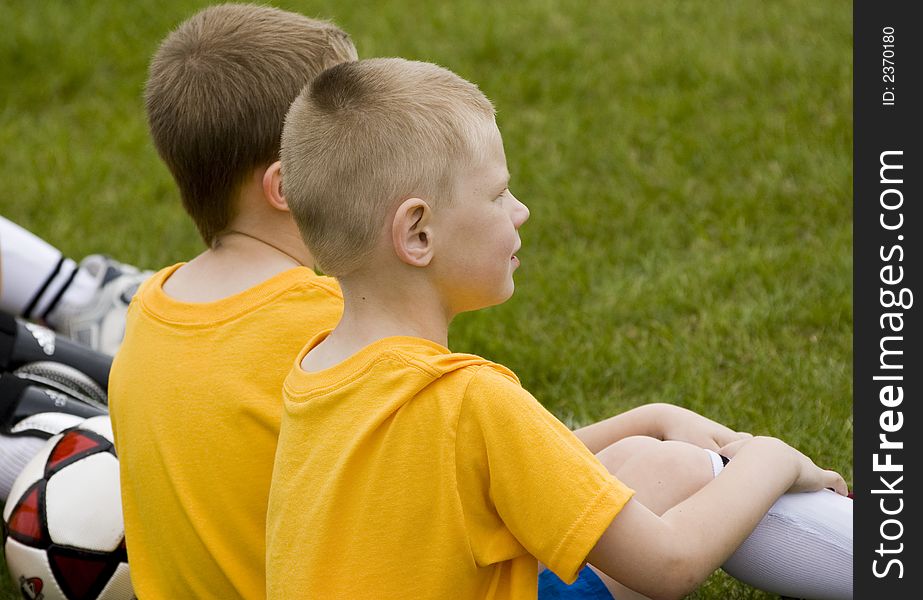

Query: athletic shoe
[[49, 255, 151, 355]]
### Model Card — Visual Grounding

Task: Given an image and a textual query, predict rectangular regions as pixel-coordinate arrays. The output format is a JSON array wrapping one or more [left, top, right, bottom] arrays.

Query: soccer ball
[[2, 415, 135, 600]]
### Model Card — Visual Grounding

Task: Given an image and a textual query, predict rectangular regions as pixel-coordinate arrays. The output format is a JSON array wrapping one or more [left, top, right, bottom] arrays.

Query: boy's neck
[[163, 178, 316, 303], [304, 273, 451, 371], [216, 229, 305, 267], [221, 175, 315, 268], [162, 232, 307, 303], [342, 290, 449, 346]]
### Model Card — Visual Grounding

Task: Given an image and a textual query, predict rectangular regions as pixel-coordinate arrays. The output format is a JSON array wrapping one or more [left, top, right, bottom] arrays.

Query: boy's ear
[[262, 161, 289, 212], [391, 198, 434, 267]]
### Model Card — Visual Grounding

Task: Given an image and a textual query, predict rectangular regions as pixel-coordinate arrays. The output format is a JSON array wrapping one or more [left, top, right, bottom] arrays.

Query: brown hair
[[145, 3, 357, 245], [281, 58, 496, 276]]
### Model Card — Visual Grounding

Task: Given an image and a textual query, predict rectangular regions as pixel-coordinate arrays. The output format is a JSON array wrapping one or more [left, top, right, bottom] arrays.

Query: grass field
[[0, 0, 852, 598]]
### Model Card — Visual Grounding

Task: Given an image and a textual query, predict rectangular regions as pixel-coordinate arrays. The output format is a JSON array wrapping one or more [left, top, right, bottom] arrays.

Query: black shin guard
[[0, 373, 106, 438], [0, 311, 111, 391]]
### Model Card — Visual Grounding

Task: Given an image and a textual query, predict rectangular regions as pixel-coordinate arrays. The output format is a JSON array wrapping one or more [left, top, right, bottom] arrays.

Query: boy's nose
[[509, 193, 529, 228]]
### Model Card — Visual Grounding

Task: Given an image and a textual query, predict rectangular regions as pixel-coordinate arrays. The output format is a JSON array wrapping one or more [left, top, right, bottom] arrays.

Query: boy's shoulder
[[282, 336, 535, 427], [132, 263, 179, 299], [407, 349, 531, 410], [385, 342, 520, 388]]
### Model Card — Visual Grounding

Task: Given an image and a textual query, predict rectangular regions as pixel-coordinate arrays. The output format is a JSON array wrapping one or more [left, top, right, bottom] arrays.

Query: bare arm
[[573, 403, 747, 454], [571, 404, 663, 453], [585, 436, 847, 600]]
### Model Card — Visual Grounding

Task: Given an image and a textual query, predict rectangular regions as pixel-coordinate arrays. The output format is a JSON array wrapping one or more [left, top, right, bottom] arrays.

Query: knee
[[608, 440, 715, 515], [638, 441, 715, 492], [595, 435, 662, 473]]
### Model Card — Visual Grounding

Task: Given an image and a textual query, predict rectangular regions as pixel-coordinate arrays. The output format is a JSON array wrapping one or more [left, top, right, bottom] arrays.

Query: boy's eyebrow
[[497, 172, 511, 193]]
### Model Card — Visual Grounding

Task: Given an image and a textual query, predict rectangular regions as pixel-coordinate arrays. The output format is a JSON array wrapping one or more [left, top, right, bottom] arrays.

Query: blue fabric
[[538, 567, 614, 600]]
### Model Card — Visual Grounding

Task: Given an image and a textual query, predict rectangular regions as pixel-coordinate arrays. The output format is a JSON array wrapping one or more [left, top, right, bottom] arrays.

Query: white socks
[[0, 434, 47, 501], [705, 449, 853, 600], [0, 217, 96, 321]]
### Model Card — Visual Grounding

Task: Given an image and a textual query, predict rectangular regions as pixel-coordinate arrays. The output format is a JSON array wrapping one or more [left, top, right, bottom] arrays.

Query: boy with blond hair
[[107, 5, 753, 599], [268, 57, 848, 599], [107, 5, 356, 599]]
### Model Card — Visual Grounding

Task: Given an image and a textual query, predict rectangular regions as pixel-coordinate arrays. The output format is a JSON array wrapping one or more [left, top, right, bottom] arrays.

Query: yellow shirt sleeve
[[455, 366, 635, 584]]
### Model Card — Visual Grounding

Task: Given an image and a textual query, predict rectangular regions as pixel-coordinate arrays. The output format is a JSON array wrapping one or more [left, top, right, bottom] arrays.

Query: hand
[[719, 436, 849, 496], [655, 403, 751, 451]]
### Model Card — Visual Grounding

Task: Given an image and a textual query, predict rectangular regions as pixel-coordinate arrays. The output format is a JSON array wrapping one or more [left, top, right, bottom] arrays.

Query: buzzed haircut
[[281, 58, 496, 277], [145, 3, 357, 245]]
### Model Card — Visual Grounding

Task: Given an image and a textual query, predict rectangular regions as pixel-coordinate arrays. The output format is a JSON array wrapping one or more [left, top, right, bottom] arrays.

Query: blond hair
[[145, 3, 357, 245], [281, 58, 496, 276]]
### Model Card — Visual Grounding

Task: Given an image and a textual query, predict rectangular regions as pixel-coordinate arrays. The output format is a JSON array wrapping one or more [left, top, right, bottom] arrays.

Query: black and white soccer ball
[[2, 415, 135, 600]]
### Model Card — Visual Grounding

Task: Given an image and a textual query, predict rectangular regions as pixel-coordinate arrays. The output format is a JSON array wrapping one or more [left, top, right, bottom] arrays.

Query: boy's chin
[[454, 284, 516, 316], [480, 283, 517, 310]]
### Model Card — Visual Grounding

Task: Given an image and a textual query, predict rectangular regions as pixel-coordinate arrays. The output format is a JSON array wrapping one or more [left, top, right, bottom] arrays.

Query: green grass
[[0, 1, 851, 598]]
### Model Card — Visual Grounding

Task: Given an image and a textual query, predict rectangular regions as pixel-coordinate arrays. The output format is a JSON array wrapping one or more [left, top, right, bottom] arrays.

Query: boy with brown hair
[[108, 6, 747, 599], [107, 5, 356, 598], [268, 57, 848, 599]]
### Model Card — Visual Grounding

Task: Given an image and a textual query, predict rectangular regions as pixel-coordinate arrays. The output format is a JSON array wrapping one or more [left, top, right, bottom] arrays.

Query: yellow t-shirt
[[267, 333, 634, 599], [108, 264, 342, 600]]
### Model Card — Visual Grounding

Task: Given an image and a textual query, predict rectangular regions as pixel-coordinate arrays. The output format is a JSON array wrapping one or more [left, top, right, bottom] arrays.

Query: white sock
[[0, 434, 47, 502], [705, 449, 853, 600], [0, 217, 96, 321]]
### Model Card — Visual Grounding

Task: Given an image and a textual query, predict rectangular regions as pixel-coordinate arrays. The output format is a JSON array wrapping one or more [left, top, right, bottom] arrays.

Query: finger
[[717, 431, 752, 446], [700, 438, 721, 452], [718, 438, 750, 458], [826, 471, 849, 496]]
